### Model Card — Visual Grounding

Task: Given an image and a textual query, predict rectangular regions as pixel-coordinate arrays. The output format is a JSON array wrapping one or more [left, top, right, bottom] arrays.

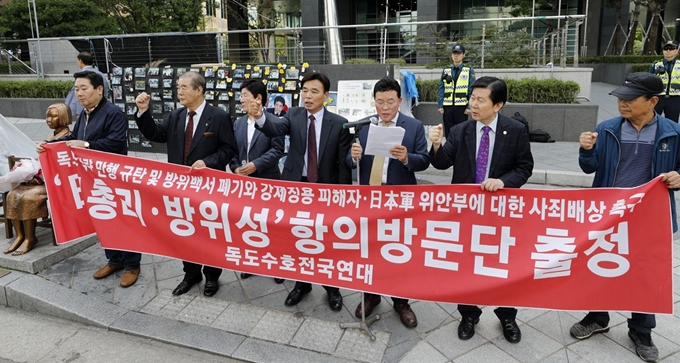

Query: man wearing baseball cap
[[575, 72, 680, 362], [649, 39, 679, 122], [438, 44, 475, 137]]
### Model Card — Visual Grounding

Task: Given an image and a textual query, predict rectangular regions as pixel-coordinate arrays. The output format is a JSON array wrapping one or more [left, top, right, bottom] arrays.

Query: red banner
[[40, 142, 674, 313]]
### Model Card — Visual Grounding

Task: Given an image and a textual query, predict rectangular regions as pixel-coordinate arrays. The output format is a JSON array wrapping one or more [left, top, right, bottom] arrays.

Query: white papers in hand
[[364, 123, 405, 158]]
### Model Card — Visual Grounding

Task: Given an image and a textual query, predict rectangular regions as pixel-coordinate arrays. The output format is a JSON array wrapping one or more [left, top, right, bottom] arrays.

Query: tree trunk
[[643, 0, 662, 54], [625, 0, 642, 54]]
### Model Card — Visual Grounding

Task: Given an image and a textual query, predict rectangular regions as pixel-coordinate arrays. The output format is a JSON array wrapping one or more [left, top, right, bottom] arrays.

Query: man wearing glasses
[[649, 40, 680, 122]]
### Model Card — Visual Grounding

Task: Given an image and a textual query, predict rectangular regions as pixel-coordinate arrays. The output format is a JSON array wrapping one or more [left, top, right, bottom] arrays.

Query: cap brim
[[609, 86, 644, 101], [452, 51, 464, 53]]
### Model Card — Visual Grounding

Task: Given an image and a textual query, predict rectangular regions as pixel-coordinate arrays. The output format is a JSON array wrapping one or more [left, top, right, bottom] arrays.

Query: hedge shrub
[[344, 58, 378, 65], [344, 58, 407, 66], [416, 77, 579, 104], [416, 79, 439, 103], [0, 80, 73, 98], [0, 62, 33, 74], [572, 55, 660, 64], [505, 78, 580, 104], [632, 64, 651, 72], [385, 58, 407, 66]]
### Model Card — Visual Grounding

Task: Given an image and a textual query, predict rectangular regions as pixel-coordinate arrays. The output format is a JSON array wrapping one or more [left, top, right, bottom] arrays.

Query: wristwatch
[[83, 141, 90, 149]]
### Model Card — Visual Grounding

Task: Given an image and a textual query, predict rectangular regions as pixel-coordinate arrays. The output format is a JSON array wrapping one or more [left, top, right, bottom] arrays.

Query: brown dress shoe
[[355, 294, 382, 318], [120, 268, 141, 288], [93, 264, 123, 279], [393, 302, 418, 328]]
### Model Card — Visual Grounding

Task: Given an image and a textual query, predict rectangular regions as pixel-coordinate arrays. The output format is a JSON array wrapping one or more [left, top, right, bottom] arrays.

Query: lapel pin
[[503, 130, 507, 135]]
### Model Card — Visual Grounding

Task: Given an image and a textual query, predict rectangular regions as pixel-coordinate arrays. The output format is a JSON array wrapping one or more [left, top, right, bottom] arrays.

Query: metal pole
[[574, 20, 580, 67], [481, 24, 486, 69], [5, 52, 11, 75], [557, 0, 562, 31], [560, 24, 569, 68], [26, 0, 34, 39], [582, 0, 589, 57], [531, 0, 535, 39], [29, 0, 43, 78]]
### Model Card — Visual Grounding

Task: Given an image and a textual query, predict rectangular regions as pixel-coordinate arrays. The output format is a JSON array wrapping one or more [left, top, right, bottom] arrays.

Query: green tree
[[605, 0, 624, 55], [0, 0, 118, 39], [505, 0, 553, 17], [93, 0, 204, 34], [624, 0, 643, 54], [642, 0, 669, 54], [225, 0, 301, 62]]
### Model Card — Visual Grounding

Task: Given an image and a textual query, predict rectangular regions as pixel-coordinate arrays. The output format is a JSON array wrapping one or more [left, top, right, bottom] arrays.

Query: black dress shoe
[[501, 318, 521, 343], [274, 278, 285, 284], [285, 288, 311, 306], [328, 290, 343, 311], [240, 273, 253, 279], [172, 279, 199, 296], [204, 280, 219, 297], [458, 316, 480, 340]]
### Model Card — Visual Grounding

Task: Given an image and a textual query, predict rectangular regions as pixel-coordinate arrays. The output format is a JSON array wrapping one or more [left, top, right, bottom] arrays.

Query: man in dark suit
[[38, 71, 139, 288], [348, 77, 429, 328], [135, 71, 237, 297], [248, 72, 352, 311], [229, 79, 285, 284], [265, 95, 287, 117], [429, 76, 533, 343]]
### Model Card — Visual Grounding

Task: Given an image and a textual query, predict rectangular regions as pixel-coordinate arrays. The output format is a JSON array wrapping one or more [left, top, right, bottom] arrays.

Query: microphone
[[342, 116, 378, 129]]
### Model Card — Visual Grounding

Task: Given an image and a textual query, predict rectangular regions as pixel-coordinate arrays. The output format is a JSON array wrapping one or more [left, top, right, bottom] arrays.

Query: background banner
[[40, 142, 674, 313]]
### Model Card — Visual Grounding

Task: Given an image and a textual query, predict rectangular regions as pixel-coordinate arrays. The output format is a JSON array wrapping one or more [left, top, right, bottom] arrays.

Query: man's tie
[[369, 121, 391, 186], [475, 125, 491, 183], [183, 110, 196, 165], [307, 115, 318, 183]]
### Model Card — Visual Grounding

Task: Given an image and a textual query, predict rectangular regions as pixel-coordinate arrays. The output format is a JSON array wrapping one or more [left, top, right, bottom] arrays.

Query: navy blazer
[[256, 107, 352, 184], [429, 114, 533, 187], [229, 114, 284, 179], [135, 103, 236, 170], [347, 113, 430, 185]]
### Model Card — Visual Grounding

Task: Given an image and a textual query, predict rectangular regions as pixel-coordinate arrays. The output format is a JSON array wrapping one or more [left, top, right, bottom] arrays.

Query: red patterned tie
[[183, 110, 196, 165], [307, 115, 318, 183], [475, 126, 491, 183]]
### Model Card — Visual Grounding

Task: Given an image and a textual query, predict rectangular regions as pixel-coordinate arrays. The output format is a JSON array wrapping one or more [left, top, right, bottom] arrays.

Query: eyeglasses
[[663, 47, 677, 51], [375, 100, 398, 107]]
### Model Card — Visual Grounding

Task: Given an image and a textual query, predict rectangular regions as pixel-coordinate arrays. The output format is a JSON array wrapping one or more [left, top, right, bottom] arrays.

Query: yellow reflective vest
[[442, 67, 471, 106], [653, 59, 680, 96]]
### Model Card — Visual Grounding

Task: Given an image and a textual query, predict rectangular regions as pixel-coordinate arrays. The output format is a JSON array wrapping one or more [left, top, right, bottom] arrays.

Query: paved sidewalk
[[1, 82, 679, 363]]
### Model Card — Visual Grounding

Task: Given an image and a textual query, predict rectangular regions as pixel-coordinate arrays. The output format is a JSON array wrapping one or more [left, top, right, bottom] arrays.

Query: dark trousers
[[655, 96, 680, 122], [364, 292, 407, 305], [104, 249, 141, 270], [443, 105, 469, 137], [587, 311, 656, 334], [183, 261, 222, 282], [294, 281, 339, 294], [458, 304, 517, 321]]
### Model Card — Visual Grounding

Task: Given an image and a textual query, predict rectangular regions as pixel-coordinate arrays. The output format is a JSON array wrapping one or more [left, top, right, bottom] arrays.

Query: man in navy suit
[[135, 71, 237, 297], [248, 72, 352, 311], [429, 76, 533, 343], [348, 77, 429, 328], [229, 79, 285, 284]]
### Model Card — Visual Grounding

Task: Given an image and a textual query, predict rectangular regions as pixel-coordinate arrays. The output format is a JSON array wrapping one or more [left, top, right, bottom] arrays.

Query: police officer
[[649, 40, 680, 122], [438, 44, 476, 137]]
